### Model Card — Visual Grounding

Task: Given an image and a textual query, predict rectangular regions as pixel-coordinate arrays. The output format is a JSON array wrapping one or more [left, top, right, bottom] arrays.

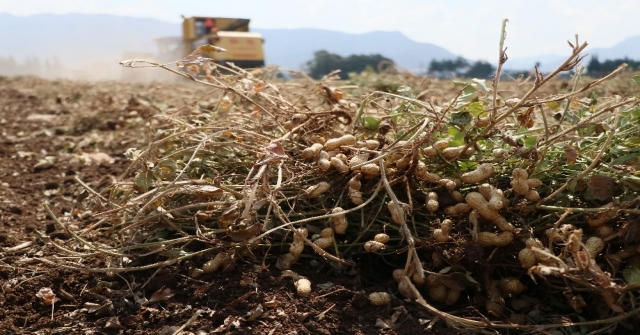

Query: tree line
[[427, 57, 496, 79], [587, 56, 640, 78], [304, 51, 497, 80], [305, 50, 394, 80]]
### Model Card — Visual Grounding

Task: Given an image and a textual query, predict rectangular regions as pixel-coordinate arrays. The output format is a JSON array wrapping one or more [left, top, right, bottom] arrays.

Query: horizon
[[1, 0, 638, 62]]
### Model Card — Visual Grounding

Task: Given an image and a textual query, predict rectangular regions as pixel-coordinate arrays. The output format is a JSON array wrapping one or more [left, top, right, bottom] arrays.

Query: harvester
[[156, 16, 265, 68]]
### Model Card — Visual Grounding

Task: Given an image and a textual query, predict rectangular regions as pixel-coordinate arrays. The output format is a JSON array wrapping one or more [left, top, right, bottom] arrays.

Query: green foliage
[[305, 50, 394, 79], [587, 55, 640, 78]]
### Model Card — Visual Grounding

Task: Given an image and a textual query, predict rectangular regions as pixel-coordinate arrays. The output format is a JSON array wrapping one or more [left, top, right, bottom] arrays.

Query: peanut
[[374, 233, 390, 244], [466, 192, 500, 221], [305, 181, 330, 198], [479, 183, 507, 210], [364, 240, 386, 252], [348, 173, 362, 191], [414, 161, 441, 182], [443, 203, 471, 216], [444, 288, 461, 305], [331, 207, 348, 234], [499, 277, 526, 295], [433, 219, 453, 243], [369, 292, 391, 306], [510, 168, 530, 195], [202, 252, 227, 273], [492, 148, 508, 159], [364, 139, 380, 150], [301, 143, 323, 160], [330, 157, 349, 173], [320, 227, 334, 238], [584, 236, 604, 258], [450, 190, 465, 203], [428, 284, 448, 303], [360, 163, 380, 177], [461, 163, 494, 184], [441, 145, 475, 159], [384, 151, 404, 167], [289, 238, 304, 256], [397, 278, 416, 300], [423, 139, 450, 157], [426, 192, 439, 212], [518, 248, 536, 269], [388, 201, 405, 225], [438, 178, 460, 191], [278, 253, 297, 270], [323, 134, 356, 151], [395, 155, 411, 170], [317, 150, 331, 171], [349, 189, 364, 205], [348, 152, 370, 170], [313, 236, 334, 249], [477, 231, 514, 247], [295, 278, 312, 297]]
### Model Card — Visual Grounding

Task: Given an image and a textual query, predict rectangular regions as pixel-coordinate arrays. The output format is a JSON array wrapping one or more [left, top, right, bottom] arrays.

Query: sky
[[1, 0, 638, 61]]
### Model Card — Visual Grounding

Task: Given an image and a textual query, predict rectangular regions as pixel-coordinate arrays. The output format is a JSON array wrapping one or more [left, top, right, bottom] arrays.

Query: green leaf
[[468, 102, 486, 117], [317, 282, 335, 290], [453, 80, 468, 87], [623, 267, 640, 285], [471, 78, 489, 92], [611, 153, 640, 166], [134, 170, 154, 192], [458, 161, 476, 171], [633, 75, 640, 84], [362, 116, 380, 130], [447, 126, 466, 146], [450, 111, 472, 126], [523, 135, 538, 148]]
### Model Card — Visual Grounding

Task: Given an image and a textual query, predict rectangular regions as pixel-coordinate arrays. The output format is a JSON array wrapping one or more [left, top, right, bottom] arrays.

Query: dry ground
[[0, 76, 457, 334]]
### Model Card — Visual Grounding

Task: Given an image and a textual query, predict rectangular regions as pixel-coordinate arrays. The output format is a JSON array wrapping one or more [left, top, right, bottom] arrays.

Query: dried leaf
[[228, 223, 262, 242], [105, 317, 124, 329], [148, 287, 174, 303], [84, 302, 102, 312], [253, 80, 266, 93], [375, 318, 393, 329], [177, 44, 227, 67], [247, 303, 264, 321], [587, 174, 616, 201], [563, 144, 578, 165], [516, 107, 535, 128], [36, 287, 57, 305], [331, 89, 345, 100], [264, 141, 286, 157]]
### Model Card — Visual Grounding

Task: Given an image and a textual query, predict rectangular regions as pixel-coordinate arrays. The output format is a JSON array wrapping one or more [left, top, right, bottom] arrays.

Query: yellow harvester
[[156, 16, 265, 68]]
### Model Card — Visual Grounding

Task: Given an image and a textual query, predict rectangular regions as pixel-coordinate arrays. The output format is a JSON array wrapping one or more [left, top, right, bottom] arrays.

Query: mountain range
[[0, 13, 638, 80]]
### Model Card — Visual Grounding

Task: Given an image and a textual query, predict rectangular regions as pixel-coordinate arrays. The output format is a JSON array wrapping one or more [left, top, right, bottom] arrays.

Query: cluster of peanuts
[[518, 225, 605, 272]]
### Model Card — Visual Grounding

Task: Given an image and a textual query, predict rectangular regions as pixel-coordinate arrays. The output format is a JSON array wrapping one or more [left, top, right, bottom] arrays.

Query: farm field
[[1, 55, 639, 334]]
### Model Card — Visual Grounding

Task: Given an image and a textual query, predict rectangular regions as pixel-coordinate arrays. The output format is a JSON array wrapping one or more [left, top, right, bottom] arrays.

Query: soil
[[0, 76, 457, 334]]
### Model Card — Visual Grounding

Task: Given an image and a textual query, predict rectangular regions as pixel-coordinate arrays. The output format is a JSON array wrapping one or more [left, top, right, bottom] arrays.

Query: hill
[[0, 13, 455, 79], [255, 28, 455, 73], [1, 13, 638, 79]]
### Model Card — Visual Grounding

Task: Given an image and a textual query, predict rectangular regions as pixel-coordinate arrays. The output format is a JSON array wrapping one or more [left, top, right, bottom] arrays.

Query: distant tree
[[588, 55, 640, 78], [428, 57, 468, 77], [306, 50, 394, 79], [587, 55, 603, 77], [463, 60, 495, 78]]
